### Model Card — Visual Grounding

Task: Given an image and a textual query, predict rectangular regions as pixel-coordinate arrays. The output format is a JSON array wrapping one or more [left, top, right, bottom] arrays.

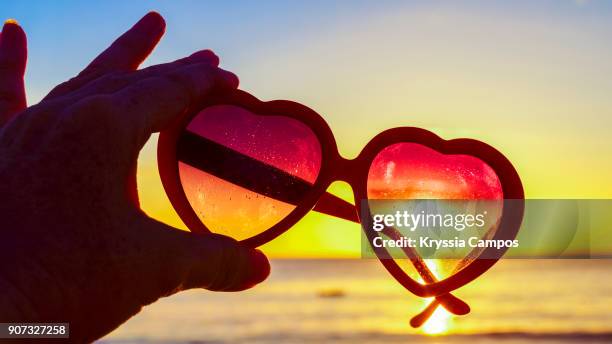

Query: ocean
[[99, 259, 612, 343]]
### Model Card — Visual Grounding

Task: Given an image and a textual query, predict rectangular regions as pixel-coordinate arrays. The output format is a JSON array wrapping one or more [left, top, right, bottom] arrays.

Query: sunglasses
[[157, 89, 525, 327]]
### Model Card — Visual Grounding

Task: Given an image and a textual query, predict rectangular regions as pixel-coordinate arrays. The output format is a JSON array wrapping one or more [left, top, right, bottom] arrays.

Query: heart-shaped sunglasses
[[158, 89, 525, 326]]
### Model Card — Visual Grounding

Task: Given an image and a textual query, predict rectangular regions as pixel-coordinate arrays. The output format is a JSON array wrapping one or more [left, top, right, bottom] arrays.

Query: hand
[[0, 12, 269, 343]]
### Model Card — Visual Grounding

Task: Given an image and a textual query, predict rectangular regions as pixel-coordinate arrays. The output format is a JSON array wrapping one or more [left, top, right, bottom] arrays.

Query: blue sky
[[4, 1, 611, 104], [3, 1, 612, 256]]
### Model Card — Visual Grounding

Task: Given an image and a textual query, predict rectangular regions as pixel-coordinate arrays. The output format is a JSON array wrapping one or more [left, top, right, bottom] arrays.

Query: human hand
[[0, 12, 269, 343]]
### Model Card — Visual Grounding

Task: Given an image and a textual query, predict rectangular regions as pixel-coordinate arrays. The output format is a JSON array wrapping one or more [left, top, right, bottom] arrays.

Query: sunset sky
[[5, 0, 612, 257]]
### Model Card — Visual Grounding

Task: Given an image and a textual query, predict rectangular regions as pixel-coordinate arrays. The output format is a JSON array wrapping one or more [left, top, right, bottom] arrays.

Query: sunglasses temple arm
[[313, 196, 472, 327], [410, 254, 476, 327], [315, 198, 471, 326], [410, 295, 470, 328], [382, 227, 470, 324], [312, 197, 471, 323], [410, 299, 440, 327], [313, 192, 360, 223]]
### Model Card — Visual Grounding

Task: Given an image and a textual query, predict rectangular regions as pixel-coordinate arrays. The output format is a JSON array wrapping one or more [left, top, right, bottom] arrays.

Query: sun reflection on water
[[421, 259, 452, 335], [422, 307, 452, 335]]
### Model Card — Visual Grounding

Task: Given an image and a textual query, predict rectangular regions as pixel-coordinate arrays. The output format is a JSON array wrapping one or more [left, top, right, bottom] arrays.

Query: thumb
[[132, 215, 270, 302], [181, 231, 270, 292]]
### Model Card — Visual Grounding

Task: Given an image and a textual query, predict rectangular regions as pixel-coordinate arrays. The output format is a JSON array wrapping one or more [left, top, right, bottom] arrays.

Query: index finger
[[81, 11, 166, 75], [44, 12, 166, 100]]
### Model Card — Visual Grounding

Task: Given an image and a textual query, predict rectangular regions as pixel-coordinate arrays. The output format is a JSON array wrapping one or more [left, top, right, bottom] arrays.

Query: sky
[[3, 0, 612, 257]]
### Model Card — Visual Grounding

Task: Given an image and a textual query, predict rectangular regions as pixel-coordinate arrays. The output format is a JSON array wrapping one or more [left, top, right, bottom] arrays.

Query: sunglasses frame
[[158, 89, 524, 298]]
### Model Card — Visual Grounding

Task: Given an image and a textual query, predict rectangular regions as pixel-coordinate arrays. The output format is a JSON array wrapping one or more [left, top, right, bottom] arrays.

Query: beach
[[100, 259, 612, 343]]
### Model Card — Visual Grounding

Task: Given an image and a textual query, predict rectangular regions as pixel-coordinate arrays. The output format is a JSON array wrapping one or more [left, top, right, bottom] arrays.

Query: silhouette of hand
[[0, 12, 269, 343]]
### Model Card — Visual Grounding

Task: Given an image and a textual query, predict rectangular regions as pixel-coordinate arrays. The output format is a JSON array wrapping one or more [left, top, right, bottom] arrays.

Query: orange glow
[[367, 143, 502, 199], [422, 307, 452, 335], [180, 162, 296, 240]]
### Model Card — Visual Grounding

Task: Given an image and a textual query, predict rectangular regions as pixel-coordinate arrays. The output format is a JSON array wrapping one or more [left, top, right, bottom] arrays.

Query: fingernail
[[218, 68, 240, 89], [247, 249, 270, 286]]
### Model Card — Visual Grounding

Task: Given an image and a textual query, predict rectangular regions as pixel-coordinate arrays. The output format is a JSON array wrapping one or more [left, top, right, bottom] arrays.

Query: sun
[[422, 307, 451, 335]]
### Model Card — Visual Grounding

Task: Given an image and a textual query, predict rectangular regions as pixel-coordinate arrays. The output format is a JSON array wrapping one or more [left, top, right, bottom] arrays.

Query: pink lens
[[367, 143, 503, 200], [367, 143, 504, 278], [177, 105, 322, 241]]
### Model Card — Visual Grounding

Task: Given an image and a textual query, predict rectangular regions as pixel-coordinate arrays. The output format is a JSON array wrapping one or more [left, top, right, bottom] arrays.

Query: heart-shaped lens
[[176, 105, 322, 241], [367, 142, 504, 280]]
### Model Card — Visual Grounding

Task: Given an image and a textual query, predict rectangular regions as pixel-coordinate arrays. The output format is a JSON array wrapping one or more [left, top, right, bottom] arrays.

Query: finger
[[44, 11, 165, 100], [134, 217, 269, 302], [136, 49, 220, 74], [0, 19, 27, 126], [66, 49, 220, 98], [186, 233, 270, 292], [82, 11, 165, 74], [111, 62, 238, 137]]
